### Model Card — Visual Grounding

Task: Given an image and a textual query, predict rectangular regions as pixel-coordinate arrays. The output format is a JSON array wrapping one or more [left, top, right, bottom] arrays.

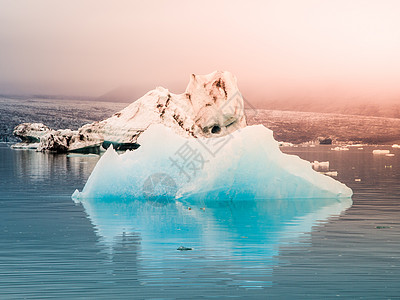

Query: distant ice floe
[[310, 161, 338, 177], [331, 146, 350, 151], [392, 144, 400, 148], [11, 142, 41, 150], [278, 141, 294, 147], [372, 149, 396, 156], [347, 144, 362, 147], [311, 161, 329, 171], [322, 171, 338, 177], [373, 150, 390, 155]]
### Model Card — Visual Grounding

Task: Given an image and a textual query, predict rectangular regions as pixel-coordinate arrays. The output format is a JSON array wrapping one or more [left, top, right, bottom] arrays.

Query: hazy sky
[[1, 0, 400, 101]]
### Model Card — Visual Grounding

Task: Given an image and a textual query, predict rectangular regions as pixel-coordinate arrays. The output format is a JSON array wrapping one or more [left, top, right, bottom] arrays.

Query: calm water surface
[[0, 144, 399, 299]]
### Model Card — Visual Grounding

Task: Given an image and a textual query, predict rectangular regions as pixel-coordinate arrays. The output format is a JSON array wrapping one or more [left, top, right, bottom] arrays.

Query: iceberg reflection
[[78, 196, 352, 287]]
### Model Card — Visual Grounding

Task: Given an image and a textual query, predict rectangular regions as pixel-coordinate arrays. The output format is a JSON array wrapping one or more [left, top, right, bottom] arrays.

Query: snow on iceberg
[[72, 124, 352, 202], [13, 71, 247, 152]]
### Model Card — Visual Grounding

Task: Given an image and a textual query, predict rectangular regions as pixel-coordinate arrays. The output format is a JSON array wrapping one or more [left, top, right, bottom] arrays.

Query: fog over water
[[1, 0, 400, 106]]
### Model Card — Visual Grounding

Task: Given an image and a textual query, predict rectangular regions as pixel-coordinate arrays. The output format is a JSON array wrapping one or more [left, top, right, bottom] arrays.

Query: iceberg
[[66, 70, 353, 289], [73, 124, 352, 202], [13, 71, 246, 152]]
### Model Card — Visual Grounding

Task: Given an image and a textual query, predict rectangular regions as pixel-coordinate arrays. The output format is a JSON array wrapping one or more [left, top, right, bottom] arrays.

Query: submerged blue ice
[[72, 124, 352, 201]]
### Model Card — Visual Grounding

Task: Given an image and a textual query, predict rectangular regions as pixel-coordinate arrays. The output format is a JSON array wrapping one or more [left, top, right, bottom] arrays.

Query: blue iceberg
[[72, 124, 352, 201]]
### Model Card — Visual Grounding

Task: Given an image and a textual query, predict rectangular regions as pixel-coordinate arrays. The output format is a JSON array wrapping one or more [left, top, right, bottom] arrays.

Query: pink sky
[[1, 0, 400, 102]]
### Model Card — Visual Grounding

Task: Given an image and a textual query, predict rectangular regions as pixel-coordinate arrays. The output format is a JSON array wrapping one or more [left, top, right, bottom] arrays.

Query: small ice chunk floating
[[311, 160, 329, 171], [372, 149, 390, 155]]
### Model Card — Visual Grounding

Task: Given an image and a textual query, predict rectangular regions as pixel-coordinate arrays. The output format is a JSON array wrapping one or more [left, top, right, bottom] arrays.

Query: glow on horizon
[[0, 0, 400, 102]]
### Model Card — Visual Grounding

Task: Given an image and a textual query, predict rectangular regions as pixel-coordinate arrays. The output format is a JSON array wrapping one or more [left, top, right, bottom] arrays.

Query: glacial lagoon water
[[0, 143, 399, 299]]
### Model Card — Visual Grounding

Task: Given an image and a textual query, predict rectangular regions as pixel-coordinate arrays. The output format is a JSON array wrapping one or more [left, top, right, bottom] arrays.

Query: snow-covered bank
[[73, 124, 353, 201]]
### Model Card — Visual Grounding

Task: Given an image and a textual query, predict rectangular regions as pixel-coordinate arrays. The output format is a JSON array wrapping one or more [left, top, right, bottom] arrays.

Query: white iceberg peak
[[13, 71, 247, 152]]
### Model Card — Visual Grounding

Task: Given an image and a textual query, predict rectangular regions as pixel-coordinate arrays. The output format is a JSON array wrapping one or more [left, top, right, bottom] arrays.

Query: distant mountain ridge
[[95, 83, 182, 103], [95, 86, 143, 103]]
